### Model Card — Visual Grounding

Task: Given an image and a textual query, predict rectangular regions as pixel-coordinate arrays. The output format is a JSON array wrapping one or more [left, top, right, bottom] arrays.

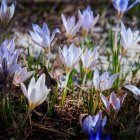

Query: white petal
[[93, 69, 99, 90], [108, 73, 119, 88], [100, 93, 109, 110], [28, 77, 36, 95], [125, 85, 140, 100], [35, 73, 46, 89], [50, 28, 60, 43], [61, 14, 68, 32], [20, 83, 28, 98]]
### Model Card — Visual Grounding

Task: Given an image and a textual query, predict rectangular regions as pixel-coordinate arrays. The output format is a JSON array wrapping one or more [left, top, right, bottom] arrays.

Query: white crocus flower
[[125, 85, 140, 101], [59, 43, 82, 73], [100, 92, 127, 112], [81, 48, 98, 73], [120, 23, 140, 56], [78, 6, 99, 36], [0, 0, 15, 27], [61, 14, 81, 40], [21, 74, 50, 110], [13, 67, 34, 86], [29, 23, 60, 53], [93, 69, 118, 92]]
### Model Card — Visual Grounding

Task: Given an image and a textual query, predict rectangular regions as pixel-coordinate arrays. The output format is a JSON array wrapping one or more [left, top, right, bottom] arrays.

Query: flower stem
[[22, 108, 32, 128], [113, 19, 121, 89], [114, 19, 120, 52], [61, 71, 71, 107], [78, 72, 87, 108], [45, 48, 51, 70], [18, 108, 32, 139]]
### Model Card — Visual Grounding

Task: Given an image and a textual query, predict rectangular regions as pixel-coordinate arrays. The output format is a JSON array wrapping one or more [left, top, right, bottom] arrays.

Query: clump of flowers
[[0, 38, 20, 83], [0, 0, 140, 138]]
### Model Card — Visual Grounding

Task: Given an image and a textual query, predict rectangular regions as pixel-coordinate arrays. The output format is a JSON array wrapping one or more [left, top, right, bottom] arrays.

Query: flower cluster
[[0, 38, 33, 87], [0, 39, 20, 81], [62, 6, 99, 40], [0, 0, 140, 138]]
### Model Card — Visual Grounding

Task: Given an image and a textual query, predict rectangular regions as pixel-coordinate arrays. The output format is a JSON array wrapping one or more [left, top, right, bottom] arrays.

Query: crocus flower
[[13, 67, 34, 86], [78, 6, 99, 36], [21, 74, 51, 110], [125, 85, 140, 100], [93, 69, 118, 92], [81, 48, 98, 73], [0, 0, 15, 27], [29, 23, 60, 53], [100, 92, 127, 112], [0, 40, 20, 79], [80, 112, 106, 134], [1, 38, 15, 54], [59, 43, 82, 73], [120, 23, 140, 56], [61, 14, 81, 41], [0, 51, 20, 77], [112, 0, 138, 18]]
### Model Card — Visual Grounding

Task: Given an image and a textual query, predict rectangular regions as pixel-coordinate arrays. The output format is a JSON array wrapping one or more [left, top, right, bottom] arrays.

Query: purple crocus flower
[[0, 0, 16, 27], [80, 112, 107, 134], [29, 23, 60, 53], [59, 43, 82, 73], [61, 14, 81, 40], [93, 69, 118, 92], [90, 128, 111, 140], [13, 67, 34, 86], [0, 39, 21, 80], [112, 0, 139, 17], [78, 6, 99, 36], [100, 92, 127, 112]]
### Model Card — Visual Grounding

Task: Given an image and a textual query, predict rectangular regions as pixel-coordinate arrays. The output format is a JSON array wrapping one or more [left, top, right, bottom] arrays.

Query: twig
[[32, 122, 69, 138]]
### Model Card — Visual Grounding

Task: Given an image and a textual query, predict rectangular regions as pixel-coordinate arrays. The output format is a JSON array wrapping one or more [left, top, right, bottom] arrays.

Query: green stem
[[46, 48, 51, 70], [22, 108, 32, 128], [113, 19, 121, 89], [114, 19, 120, 52], [78, 72, 87, 107], [19, 108, 32, 139], [61, 71, 71, 107]]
